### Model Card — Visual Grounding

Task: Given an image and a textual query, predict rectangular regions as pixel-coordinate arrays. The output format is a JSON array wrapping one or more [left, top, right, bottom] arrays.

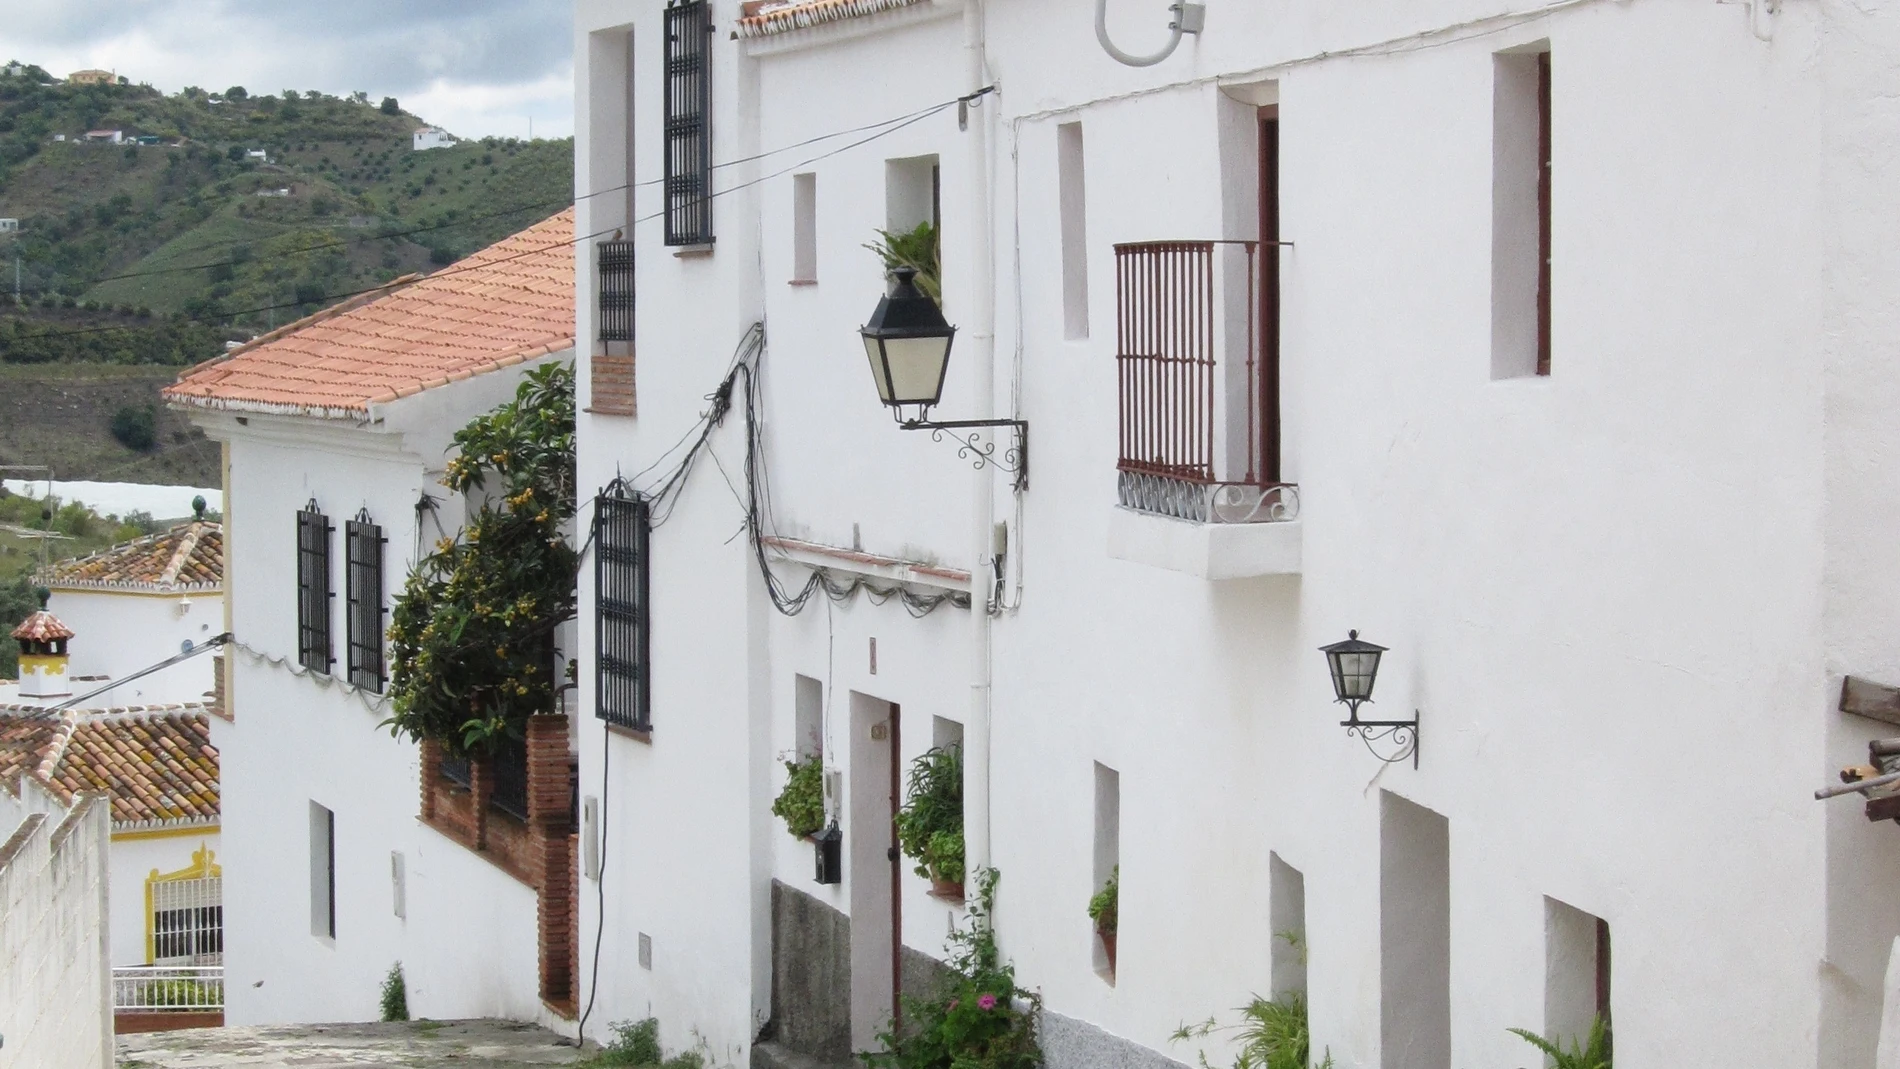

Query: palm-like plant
[[864, 221, 941, 302], [1508, 1016, 1611, 1069]]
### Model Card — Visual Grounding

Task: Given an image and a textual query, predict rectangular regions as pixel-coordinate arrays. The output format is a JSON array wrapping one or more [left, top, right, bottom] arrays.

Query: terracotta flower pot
[[931, 877, 965, 900], [1099, 928, 1117, 972]]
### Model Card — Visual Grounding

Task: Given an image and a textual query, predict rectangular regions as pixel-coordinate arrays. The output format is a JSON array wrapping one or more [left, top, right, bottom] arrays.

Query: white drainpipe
[[963, 0, 995, 895]]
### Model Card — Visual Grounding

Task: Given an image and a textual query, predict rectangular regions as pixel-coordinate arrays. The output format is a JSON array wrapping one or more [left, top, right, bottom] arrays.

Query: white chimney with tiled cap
[[11, 589, 74, 699]]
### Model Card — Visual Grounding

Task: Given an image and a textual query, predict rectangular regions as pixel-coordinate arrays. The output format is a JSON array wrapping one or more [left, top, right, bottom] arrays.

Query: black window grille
[[345, 510, 386, 691], [296, 500, 334, 674], [490, 735, 529, 821], [663, 0, 714, 246], [154, 906, 224, 960], [440, 754, 472, 789], [596, 487, 651, 731], [599, 240, 635, 342]]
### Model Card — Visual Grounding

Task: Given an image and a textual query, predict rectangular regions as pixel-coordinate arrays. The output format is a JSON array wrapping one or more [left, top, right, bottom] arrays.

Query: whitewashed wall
[[552, 1, 1866, 1067], [0, 786, 112, 1069], [50, 590, 220, 707]]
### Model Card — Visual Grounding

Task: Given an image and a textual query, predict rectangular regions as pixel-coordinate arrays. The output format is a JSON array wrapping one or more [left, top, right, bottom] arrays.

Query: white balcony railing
[[113, 965, 224, 1012]]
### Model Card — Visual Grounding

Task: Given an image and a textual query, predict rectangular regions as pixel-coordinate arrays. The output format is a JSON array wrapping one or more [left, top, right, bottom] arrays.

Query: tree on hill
[[380, 96, 400, 116], [225, 85, 247, 101]]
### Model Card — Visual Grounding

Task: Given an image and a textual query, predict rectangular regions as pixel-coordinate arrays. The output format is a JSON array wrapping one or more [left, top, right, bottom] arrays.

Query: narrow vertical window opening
[[663, 0, 714, 247], [309, 801, 336, 940], [1536, 51, 1552, 376], [345, 509, 386, 691], [297, 500, 333, 674], [1544, 897, 1611, 1059], [1092, 761, 1120, 982], [1491, 45, 1552, 380], [595, 485, 652, 732], [792, 173, 818, 283], [1057, 122, 1089, 339]]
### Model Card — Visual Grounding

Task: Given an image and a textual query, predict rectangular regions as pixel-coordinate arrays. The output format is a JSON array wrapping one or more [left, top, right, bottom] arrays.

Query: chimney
[[11, 589, 74, 700]]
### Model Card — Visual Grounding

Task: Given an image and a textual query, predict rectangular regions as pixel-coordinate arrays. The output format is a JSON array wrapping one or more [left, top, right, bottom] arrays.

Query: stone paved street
[[117, 1019, 588, 1068]]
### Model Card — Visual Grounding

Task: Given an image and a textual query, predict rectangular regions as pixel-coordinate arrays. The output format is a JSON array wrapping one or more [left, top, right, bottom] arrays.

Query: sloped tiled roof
[[736, 0, 930, 37], [38, 521, 222, 593], [11, 610, 74, 643], [165, 209, 575, 419], [0, 705, 218, 828]]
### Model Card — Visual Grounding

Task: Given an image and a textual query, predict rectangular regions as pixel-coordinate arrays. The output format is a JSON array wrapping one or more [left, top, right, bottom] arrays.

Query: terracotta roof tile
[[11, 610, 74, 643], [0, 705, 218, 828], [736, 0, 929, 37], [38, 522, 222, 593], [164, 209, 575, 419]]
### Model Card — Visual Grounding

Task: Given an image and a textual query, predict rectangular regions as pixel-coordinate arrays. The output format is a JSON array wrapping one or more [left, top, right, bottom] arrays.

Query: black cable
[[577, 720, 611, 1040]]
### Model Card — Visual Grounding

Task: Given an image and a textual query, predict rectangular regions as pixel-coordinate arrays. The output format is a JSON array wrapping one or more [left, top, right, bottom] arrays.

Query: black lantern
[[856, 268, 1030, 491], [1319, 630, 1419, 768], [861, 267, 956, 416], [813, 821, 842, 885]]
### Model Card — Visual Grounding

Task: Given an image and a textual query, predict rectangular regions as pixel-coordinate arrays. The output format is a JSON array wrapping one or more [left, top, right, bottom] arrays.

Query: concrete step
[[751, 1040, 860, 1069]]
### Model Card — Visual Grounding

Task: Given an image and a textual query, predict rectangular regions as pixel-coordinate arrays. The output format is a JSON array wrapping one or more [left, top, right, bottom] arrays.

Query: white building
[[565, 1, 1900, 1068], [165, 209, 579, 1029], [0, 218, 19, 233], [412, 127, 457, 152]]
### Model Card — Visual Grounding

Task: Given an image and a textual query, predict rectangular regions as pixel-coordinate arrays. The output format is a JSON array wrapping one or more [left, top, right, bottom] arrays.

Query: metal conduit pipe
[[1095, 0, 1206, 67], [963, 0, 996, 900]]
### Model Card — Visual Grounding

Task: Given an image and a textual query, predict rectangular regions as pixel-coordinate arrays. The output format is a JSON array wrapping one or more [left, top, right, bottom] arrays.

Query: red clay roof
[[11, 610, 74, 643], [39, 521, 222, 593], [736, 0, 929, 37], [0, 705, 218, 828], [165, 209, 575, 419]]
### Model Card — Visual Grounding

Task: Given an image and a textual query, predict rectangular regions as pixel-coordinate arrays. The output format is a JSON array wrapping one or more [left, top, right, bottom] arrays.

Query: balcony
[[1108, 240, 1301, 579]]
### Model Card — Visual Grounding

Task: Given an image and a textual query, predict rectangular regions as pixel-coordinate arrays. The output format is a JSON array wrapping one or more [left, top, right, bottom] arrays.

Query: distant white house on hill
[[0, 219, 18, 233], [412, 127, 455, 151], [84, 130, 122, 144]]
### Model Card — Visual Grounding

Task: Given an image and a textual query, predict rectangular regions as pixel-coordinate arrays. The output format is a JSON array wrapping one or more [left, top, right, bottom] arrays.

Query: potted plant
[[896, 744, 964, 897], [1089, 866, 1119, 971], [770, 755, 825, 841], [863, 221, 941, 301]]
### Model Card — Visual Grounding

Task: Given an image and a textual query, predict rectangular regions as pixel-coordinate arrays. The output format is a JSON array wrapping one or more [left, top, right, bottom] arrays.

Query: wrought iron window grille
[[344, 509, 387, 692], [296, 500, 334, 674], [595, 484, 652, 732], [598, 240, 635, 342], [490, 735, 530, 821], [663, 0, 715, 247]]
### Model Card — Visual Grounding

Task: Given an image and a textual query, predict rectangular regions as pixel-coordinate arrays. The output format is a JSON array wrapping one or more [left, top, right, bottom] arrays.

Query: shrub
[[110, 404, 157, 451], [1509, 1016, 1611, 1069], [770, 756, 824, 839], [380, 96, 400, 115], [379, 962, 408, 1022], [581, 1017, 704, 1068], [1173, 994, 1332, 1069], [895, 745, 963, 885]]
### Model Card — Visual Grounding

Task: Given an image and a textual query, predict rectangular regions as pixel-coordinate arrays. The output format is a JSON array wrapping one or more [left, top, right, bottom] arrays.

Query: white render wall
[[0, 787, 112, 1069], [197, 360, 566, 1030], [567, 1, 1863, 1067], [107, 829, 222, 966], [50, 589, 221, 707]]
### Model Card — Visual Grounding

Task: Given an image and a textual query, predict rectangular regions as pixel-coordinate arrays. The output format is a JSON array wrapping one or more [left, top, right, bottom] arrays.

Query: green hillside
[[0, 61, 574, 361]]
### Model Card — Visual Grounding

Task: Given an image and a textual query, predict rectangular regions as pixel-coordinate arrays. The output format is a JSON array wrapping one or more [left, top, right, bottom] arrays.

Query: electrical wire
[[577, 720, 611, 1040]]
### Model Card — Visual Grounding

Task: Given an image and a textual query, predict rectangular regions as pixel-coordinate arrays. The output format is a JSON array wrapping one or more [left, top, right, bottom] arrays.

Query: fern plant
[[864, 221, 941, 302], [894, 744, 963, 885], [1173, 994, 1333, 1069], [1508, 1016, 1611, 1069]]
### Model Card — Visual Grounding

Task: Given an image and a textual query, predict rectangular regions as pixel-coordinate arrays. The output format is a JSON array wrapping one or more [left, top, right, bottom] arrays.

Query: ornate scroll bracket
[[1340, 709, 1420, 769], [898, 418, 1030, 493]]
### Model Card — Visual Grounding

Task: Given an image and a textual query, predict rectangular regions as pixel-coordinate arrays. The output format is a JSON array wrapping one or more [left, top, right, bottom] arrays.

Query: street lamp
[[860, 267, 1029, 491], [1319, 630, 1419, 767]]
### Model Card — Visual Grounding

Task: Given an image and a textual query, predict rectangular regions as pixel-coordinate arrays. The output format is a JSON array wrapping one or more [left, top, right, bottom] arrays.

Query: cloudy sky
[[0, 1, 574, 140]]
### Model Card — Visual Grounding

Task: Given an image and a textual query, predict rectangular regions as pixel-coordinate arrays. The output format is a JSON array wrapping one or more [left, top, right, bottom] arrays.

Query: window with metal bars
[[345, 510, 386, 691], [296, 501, 333, 674], [595, 487, 650, 731], [598, 240, 635, 341], [663, 0, 714, 247]]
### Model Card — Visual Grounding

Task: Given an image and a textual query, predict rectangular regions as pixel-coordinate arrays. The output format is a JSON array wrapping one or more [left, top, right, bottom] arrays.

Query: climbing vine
[[384, 361, 576, 757]]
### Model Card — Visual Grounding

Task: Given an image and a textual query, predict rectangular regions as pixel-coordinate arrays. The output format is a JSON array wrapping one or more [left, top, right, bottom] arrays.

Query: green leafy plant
[[1508, 1016, 1611, 1069], [864, 221, 941, 302], [385, 361, 577, 756], [895, 745, 963, 886], [379, 962, 408, 1022], [772, 755, 825, 839], [863, 867, 1040, 1069], [1087, 866, 1118, 936], [1173, 995, 1332, 1069], [581, 1017, 706, 1068]]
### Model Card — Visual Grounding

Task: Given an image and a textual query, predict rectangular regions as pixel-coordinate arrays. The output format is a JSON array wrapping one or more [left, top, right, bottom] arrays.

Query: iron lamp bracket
[[897, 416, 1030, 493], [1339, 703, 1420, 769]]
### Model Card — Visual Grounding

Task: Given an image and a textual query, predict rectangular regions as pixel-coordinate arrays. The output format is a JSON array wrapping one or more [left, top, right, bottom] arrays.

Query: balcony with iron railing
[[1108, 240, 1301, 579]]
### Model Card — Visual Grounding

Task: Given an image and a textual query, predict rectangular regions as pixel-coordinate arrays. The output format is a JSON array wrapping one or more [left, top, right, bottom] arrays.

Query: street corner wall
[[0, 789, 113, 1069]]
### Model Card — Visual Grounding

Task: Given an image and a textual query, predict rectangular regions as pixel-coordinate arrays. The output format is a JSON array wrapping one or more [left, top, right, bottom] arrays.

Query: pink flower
[[978, 994, 998, 1011]]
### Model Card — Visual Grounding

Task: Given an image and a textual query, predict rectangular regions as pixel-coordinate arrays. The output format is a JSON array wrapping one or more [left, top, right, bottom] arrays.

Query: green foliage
[[894, 744, 963, 884], [109, 403, 156, 450], [864, 868, 1040, 1069], [1508, 1016, 1611, 1069], [385, 362, 576, 757], [129, 978, 219, 1007], [380, 97, 401, 116], [1173, 995, 1332, 1069], [771, 755, 825, 839], [1087, 866, 1117, 936], [0, 574, 35, 674], [864, 221, 941, 302], [581, 1018, 705, 1069], [379, 962, 409, 1022]]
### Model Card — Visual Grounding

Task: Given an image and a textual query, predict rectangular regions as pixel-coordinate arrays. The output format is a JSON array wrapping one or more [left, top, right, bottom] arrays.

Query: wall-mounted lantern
[[860, 267, 1029, 491], [1320, 630, 1419, 767], [813, 821, 843, 885]]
